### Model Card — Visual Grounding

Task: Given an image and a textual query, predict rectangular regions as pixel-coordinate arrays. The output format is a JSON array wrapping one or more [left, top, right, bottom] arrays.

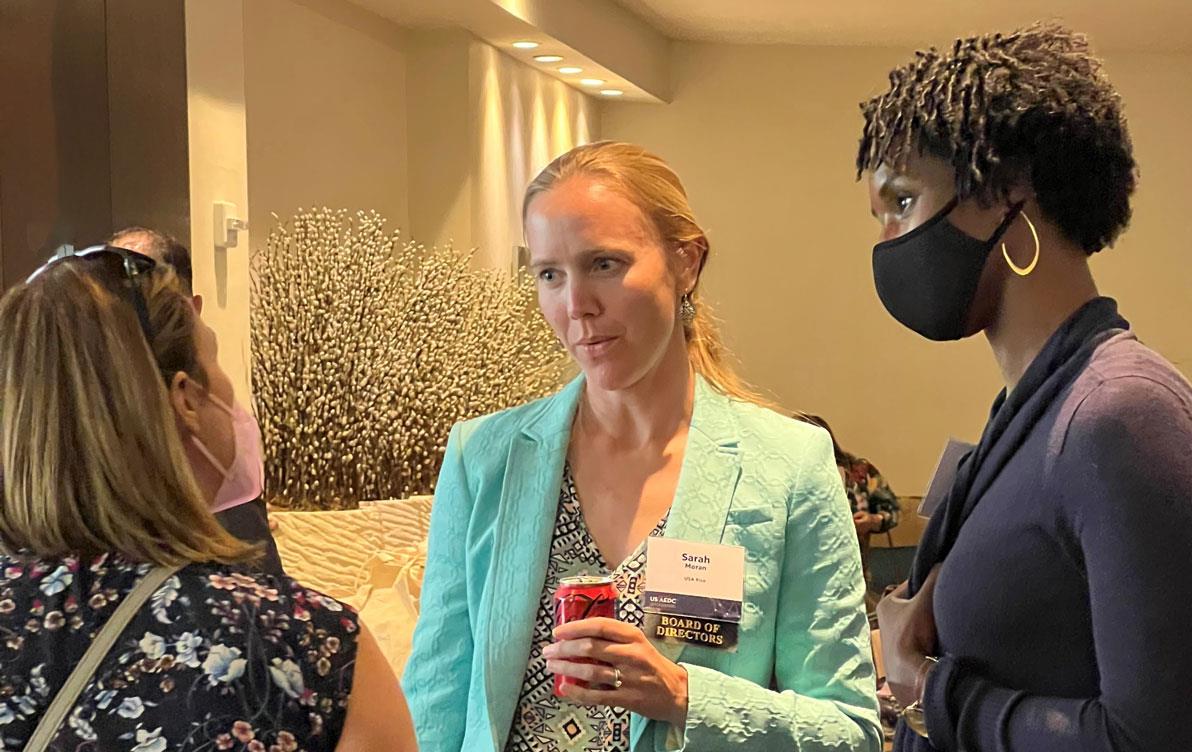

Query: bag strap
[[24, 564, 183, 752]]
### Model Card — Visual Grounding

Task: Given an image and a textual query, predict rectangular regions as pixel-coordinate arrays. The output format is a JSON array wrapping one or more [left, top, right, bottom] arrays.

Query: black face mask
[[872, 197, 1024, 341]]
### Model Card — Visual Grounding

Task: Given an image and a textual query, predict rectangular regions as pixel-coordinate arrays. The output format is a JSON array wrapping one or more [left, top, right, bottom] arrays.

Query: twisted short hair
[[856, 22, 1137, 253]]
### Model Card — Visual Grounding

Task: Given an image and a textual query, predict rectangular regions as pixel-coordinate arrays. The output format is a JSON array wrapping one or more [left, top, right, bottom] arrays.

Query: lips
[[575, 334, 618, 357], [576, 335, 616, 346]]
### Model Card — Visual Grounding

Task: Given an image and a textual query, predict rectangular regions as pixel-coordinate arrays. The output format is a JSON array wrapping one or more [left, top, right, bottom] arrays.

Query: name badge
[[643, 537, 744, 651]]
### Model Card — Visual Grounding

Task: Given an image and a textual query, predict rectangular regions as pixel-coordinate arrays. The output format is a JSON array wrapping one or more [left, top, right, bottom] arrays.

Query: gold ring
[[613, 666, 623, 689]]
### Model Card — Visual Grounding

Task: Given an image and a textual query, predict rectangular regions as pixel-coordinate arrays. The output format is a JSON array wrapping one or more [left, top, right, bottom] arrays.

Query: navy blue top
[[899, 299, 1192, 751]]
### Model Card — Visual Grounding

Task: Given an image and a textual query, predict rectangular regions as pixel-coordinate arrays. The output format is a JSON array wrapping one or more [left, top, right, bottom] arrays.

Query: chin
[[578, 359, 645, 393]]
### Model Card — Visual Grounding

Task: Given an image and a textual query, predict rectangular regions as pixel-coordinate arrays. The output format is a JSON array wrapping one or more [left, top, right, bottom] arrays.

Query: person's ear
[[169, 371, 203, 434], [676, 238, 707, 292], [1003, 180, 1036, 210]]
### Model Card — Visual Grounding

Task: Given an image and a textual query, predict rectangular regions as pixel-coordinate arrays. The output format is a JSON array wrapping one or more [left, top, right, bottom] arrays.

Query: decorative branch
[[251, 208, 566, 510]]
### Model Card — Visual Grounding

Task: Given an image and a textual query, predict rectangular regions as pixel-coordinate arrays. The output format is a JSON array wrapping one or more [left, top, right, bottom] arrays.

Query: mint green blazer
[[403, 376, 881, 751]]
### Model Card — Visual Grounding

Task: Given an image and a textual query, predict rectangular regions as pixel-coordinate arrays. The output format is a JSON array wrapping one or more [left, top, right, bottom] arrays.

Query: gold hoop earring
[[1002, 212, 1040, 276]]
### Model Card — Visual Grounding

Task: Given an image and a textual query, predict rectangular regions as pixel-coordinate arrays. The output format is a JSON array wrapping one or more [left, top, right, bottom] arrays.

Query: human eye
[[592, 256, 623, 273]]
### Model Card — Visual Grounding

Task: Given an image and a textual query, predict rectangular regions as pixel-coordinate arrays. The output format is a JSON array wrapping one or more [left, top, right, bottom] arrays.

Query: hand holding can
[[552, 575, 618, 697]]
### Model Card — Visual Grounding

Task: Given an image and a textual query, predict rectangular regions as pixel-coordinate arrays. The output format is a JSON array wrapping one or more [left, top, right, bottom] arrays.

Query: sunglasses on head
[[27, 244, 158, 342]]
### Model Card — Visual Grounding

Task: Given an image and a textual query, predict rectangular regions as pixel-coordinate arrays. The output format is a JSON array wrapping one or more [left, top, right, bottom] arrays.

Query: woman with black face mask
[[856, 22, 1192, 752]]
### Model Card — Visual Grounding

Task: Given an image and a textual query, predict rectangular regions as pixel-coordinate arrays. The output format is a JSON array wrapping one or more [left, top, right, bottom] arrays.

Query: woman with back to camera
[[404, 141, 881, 751], [0, 245, 414, 750], [856, 22, 1192, 752]]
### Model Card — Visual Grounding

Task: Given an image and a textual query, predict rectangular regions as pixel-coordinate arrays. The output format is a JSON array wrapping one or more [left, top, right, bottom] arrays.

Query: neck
[[985, 250, 1099, 393], [579, 333, 695, 449], [183, 440, 222, 508]]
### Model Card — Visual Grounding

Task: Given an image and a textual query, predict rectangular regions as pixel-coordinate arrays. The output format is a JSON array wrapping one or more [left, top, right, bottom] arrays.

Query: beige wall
[[244, 0, 410, 241], [205, 2, 593, 400], [602, 42, 1192, 494], [185, 0, 253, 403], [1090, 52, 1192, 379], [406, 30, 475, 255], [241, 4, 595, 274], [407, 32, 599, 271], [471, 41, 598, 271]]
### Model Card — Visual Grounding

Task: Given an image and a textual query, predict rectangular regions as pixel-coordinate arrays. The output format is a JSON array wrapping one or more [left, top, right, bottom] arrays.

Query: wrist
[[667, 664, 689, 727]]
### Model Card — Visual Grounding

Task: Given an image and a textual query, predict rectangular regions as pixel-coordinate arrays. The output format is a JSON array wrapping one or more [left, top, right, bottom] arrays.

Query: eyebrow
[[529, 247, 626, 271]]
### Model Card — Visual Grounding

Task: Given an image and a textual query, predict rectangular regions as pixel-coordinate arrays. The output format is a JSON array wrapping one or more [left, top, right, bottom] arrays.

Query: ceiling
[[612, 0, 1192, 52], [347, 0, 670, 101]]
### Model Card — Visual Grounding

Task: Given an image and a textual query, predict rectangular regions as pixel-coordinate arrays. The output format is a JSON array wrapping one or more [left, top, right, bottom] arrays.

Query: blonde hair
[[0, 259, 254, 565], [524, 140, 764, 404]]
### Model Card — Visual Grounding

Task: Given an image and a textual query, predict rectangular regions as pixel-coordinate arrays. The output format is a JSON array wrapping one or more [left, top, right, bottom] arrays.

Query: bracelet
[[901, 701, 928, 737], [900, 656, 939, 738]]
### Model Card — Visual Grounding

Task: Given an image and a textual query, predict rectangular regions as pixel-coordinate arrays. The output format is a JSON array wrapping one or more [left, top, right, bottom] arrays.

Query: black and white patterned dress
[[504, 465, 669, 752]]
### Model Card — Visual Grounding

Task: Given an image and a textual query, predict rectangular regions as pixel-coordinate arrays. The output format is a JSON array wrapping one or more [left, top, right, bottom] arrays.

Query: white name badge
[[644, 537, 745, 651]]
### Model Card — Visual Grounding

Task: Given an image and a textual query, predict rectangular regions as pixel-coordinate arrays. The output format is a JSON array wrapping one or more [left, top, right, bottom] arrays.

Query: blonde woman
[[405, 142, 881, 751], [0, 246, 413, 751]]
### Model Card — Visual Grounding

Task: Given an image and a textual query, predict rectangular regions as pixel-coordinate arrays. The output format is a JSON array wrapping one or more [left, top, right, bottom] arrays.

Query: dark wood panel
[[0, 0, 190, 290], [106, 0, 190, 247], [0, 0, 113, 287]]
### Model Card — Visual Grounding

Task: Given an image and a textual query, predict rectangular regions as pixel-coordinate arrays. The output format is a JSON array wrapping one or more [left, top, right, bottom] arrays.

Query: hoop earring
[[680, 294, 696, 324], [1002, 211, 1040, 276]]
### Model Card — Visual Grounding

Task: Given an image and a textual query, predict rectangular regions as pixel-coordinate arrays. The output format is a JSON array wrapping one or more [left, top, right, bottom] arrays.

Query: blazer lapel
[[482, 377, 583, 746], [663, 376, 743, 555], [631, 379, 743, 750], [642, 378, 743, 680]]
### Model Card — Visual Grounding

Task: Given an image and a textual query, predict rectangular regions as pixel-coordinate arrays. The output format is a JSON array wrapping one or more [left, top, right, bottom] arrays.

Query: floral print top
[[0, 552, 358, 752], [840, 453, 900, 534]]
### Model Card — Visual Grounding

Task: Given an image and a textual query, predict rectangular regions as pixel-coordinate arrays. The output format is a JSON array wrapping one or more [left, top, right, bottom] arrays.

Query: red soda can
[[552, 575, 618, 697]]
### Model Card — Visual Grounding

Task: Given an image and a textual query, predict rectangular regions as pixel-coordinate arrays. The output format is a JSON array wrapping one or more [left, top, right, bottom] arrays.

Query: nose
[[878, 217, 903, 244], [565, 278, 599, 320]]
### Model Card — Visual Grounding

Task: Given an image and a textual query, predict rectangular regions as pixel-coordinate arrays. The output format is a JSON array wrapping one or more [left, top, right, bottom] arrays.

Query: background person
[[109, 226, 283, 576]]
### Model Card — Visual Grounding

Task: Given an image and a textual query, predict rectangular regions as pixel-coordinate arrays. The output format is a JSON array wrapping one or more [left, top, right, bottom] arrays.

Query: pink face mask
[[190, 391, 265, 512]]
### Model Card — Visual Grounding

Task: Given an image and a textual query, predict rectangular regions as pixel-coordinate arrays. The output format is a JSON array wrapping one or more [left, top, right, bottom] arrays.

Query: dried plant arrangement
[[251, 208, 567, 510]]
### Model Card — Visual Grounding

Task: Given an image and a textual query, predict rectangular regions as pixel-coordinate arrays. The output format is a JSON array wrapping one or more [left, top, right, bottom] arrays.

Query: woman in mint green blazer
[[403, 142, 881, 752]]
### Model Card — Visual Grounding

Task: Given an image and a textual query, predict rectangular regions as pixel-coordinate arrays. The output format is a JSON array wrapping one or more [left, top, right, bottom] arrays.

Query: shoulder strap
[[24, 564, 183, 752]]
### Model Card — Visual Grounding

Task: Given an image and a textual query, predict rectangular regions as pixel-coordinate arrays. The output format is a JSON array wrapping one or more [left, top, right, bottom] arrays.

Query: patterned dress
[[0, 552, 357, 751], [839, 453, 900, 534], [504, 465, 669, 752]]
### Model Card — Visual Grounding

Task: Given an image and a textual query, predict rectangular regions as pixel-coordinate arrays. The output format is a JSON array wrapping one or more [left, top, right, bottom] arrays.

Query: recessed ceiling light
[[580, 78, 605, 87], [512, 41, 539, 49], [534, 55, 564, 63], [558, 66, 583, 75], [600, 89, 624, 97]]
